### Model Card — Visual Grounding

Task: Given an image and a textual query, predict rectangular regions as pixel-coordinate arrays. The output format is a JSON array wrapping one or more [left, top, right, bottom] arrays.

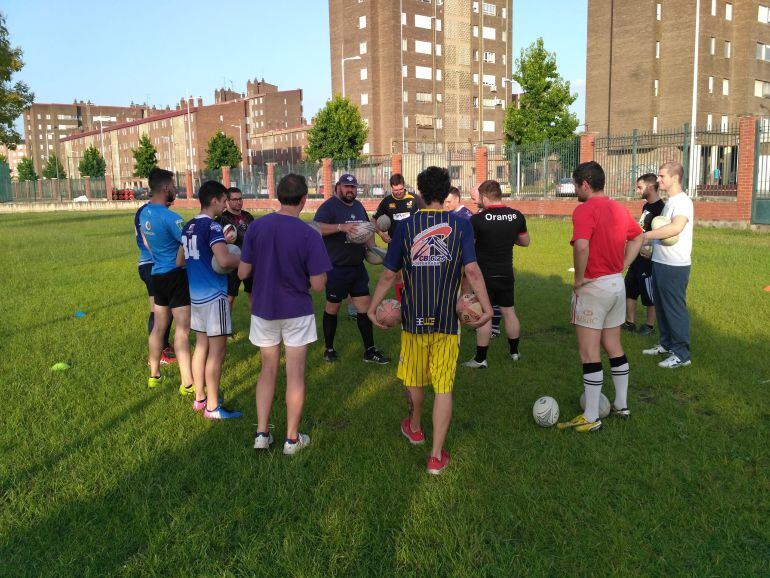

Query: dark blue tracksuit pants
[[651, 262, 691, 362]]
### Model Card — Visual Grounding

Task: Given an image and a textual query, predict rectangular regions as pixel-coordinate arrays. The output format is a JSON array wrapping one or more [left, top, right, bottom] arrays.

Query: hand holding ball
[[346, 221, 376, 244], [456, 293, 483, 325], [223, 224, 237, 244], [212, 244, 241, 274], [375, 299, 401, 328], [651, 215, 678, 246]]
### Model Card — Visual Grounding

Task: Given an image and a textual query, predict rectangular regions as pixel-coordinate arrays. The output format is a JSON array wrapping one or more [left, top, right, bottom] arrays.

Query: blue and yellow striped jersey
[[384, 209, 477, 334]]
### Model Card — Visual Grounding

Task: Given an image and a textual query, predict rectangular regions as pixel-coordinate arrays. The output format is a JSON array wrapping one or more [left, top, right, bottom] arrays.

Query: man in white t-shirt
[[641, 161, 693, 369]]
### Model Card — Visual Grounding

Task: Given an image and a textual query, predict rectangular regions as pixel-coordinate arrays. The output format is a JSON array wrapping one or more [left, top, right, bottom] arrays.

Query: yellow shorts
[[397, 331, 459, 394]]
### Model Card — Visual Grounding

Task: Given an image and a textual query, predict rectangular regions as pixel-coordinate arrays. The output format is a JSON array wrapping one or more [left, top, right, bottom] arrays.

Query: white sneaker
[[658, 354, 692, 369], [510, 353, 520, 361], [462, 358, 488, 369], [643, 344, 669, 356], [283, 433, 311, 455], [253, 432, 274, 450]]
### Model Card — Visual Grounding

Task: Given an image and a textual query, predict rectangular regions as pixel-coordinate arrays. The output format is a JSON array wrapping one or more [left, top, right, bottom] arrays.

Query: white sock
[[582, 362, 604, 422], [610, 355, 630, 409]]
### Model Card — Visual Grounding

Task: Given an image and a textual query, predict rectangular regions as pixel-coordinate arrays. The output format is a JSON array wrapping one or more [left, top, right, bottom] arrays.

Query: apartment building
[[0, 142, 28, 179]]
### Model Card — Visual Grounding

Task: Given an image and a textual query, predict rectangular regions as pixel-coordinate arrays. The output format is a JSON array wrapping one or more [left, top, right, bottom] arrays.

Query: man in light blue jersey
[[139, 168, 193, 391], [182, 181, 242, 419]]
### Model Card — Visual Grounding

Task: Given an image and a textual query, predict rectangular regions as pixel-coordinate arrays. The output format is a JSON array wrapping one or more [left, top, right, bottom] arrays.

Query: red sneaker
[[160, 348, 177, 365], [426, 450, 451, 475], [401, 417, 425, 445]]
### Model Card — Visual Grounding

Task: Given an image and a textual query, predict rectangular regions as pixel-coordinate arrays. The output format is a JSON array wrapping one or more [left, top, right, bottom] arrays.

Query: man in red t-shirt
[[558, 162, 644, 433]]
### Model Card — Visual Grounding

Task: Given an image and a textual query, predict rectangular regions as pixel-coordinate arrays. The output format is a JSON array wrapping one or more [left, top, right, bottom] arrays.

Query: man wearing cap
[[313, 174, 390, 365]]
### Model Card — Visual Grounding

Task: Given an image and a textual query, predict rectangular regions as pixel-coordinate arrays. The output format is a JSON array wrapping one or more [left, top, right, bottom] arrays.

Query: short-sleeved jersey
[[140, 203, 185, 275], [181, 215, 228, 305], [313, 196, 369, 267], [217, 209, 254, 248], [630, 199, 665, 270], [453, 206, 475, 220], [384, 210, 477, 335], [373, 193, 420, 237], [470, 205, 527, 278], [134, 203, 153, 266], [652, 192, 694, 267], [571, 195, 642, 279]]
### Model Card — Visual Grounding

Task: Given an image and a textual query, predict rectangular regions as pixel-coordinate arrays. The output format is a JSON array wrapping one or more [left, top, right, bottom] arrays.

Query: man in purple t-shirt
[[238, 174, 332, 456]]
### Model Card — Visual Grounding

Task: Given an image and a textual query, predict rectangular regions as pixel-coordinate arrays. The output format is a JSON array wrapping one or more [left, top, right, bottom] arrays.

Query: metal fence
[[493, 138, 580, 198], [754, 119, 770, 199], [401, 150, 477, 195]]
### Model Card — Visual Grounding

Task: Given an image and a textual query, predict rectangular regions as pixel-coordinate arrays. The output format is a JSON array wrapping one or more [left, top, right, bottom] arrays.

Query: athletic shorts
[[326, 264, 370, 303], [397, 331, 460, 394], [138, 263, 154, 297], [191, 297, 231, 337], [152, 268, 191, 309], [484, 275, 515, 308], [571, 274, 625, 330], [227, 270, 253, 297], [624, 261, 654, 306], [249, 314, 317, 348]]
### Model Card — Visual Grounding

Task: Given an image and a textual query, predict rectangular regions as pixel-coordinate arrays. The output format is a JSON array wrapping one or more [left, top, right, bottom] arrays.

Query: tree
[[78, 145, 106, 178], [132, 133, 157, 178], [504, 38, 579, 146], [42, 153, 66, 179], [0, 14, 33, 147], [0, 153, 6, 164], [17, 156, 36, 181], [306, 96, 368, 161], [205, 131, 241, 170]]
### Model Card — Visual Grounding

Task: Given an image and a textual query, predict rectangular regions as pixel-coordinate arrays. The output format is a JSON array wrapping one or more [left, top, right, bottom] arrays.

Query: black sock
[[491, 306, 501, 332], [475, 345, 489, 363], [148, 312, 154, 335], [323, 312, 338, 350], [163, 322, 172, 350], [356, 313, 375, 350], [645, 323, 654, 329], [508, 337, 520, 355]]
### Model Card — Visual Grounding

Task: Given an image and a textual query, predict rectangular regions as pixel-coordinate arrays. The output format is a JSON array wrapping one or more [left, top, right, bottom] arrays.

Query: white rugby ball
[[376, 214, 391, 231], [580, 392, 611, 419], [346, 221, 375, 244], [211, 244, 241, 274], [651, 215, 678, 246], [222, 223, 237, 244], [533, 396, 560, 428]]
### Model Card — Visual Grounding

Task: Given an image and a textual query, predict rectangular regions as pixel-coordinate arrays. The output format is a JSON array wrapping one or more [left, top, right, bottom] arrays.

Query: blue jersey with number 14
[[182, 215, 228, 305]]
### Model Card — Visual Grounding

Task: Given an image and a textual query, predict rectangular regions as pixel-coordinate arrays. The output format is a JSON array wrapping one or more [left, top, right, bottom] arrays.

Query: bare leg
[[645, 306, 656, 327], [431, 393, 453, 459], [171, 306, 193, 387], [600, 326, 624, 359], [500, 306, 520, 339], [192, 332, 208, 401], [625, 298, 637, 324], [256, 345, 281, 434], [204, 335, 228, 411], [284, 344, 308, 440], [149, 305, 170, 376], [476, 320, 492, 347], [408, 386, 425, 431]]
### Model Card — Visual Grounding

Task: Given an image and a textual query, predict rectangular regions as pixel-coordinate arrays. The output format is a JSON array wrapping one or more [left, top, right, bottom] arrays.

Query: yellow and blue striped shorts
[[397, 331, 460, 394]]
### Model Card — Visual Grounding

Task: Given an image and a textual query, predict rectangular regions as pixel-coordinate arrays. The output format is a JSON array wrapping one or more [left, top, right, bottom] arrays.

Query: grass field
[[1, 210, 768, 576]]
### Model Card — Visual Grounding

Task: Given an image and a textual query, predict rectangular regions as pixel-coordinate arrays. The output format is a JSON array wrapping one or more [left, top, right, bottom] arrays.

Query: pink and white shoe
[[426, 450, 451, 475], [401, 417, 425, 445]]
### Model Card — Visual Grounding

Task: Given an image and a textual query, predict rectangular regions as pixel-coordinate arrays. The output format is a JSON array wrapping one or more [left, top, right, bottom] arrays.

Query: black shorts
[[625, 261, 654, 306], [326, 264, 370, 303], [227, 270, 253, 297], [484, 275, 515, 308], [138, 263, 154, 297], [152, 268, 191, 309]]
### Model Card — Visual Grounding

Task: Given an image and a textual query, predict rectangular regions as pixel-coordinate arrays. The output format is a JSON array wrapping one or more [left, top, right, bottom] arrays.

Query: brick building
[[586, 0, 770, 135], [250, 124, 311, 166], [0, 142, 28, 179], [329, 0, 514, 155]]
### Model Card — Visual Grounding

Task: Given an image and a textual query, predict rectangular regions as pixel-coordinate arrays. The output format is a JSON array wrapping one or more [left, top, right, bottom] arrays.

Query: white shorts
[[249, 314, 317, 348], [191, 297, 232, 337], [571, 274, 625, 330]]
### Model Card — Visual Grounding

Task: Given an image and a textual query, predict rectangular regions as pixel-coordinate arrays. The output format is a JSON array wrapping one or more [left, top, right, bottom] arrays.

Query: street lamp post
[[230, 123, 244, 172], [341, 55, 362, 98]]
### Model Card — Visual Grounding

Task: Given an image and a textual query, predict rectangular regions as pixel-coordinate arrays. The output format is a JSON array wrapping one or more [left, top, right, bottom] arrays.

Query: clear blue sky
[[5, 0, 587, 130]]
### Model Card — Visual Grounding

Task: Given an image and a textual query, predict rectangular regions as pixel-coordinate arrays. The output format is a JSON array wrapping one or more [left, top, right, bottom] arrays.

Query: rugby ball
[[376, 299, 401, 327], [222, 223, 237, 244], [346, 221, 376, 244], [456, 293, 482, 324], [580, 392, 611, 419], [651, 215, 678, 246], [533, 396, 560, 427], [365, 246, 387, 265], [211, 244, 241, 274], [376, 214, 391, 231]]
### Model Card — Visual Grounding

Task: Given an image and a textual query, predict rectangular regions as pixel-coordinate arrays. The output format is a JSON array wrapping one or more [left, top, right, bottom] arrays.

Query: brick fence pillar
[[266, 162, 276, 199], [322, 158, 333, 199], [35, 178, 43, 201], [185, 170, 193, 198], [104, 174, 112, 201], [579, 134, 596, 164], [84, 176, 91, 200], [221, 166, 230, 188], [65, 178, 72, 201], [475, 146, 488, 185], [736, 116, 757, 222], [391, 154, 402, 176], [51, 179, 60, 201]]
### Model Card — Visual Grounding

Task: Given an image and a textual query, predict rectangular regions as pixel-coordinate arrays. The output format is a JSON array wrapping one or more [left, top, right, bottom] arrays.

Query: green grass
[[1, 211, 768, 576]]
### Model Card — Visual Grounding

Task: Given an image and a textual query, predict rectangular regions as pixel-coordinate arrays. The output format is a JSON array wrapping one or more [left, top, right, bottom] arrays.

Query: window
[[708, 76, 714, 93], [416, 92, 432, 103], [403, 90, 409, 102], [401, 12, 406, 25], [656, 41, 660, 58], [402, 38, 407, 51], [483, 51, 496, 63], [436, 19, 441, 31], [473, 25, 478, 37], [436, 118, 443, 129], [755, 79, 770, 98], [415, 40, 432, 54], [653, 116, 658, 133], [757, 43, 770, 61], [720, 115, 729, 132], [724, 41, 731, 58], [707, 114, 713, 130], [361, 93, 368, 106], [360, 67, 368, 80], [656, 3, 661, 20], [722, 78, 729, 95], [415, 14, 432, 29], [436, 44, 442, 56], [725, 3, 732, 20], [474, 49, 479, 61], [402, 65, 408, 77], [654, 79, 659, 96], [362, 142, 369, 154], [415, 66, 432, 80], [482, 26, 496, 40], [472, 1, 479, 12], [360, 42, 367, 54], [473, 73, 479, 84], [710, 37, 716, 55], [761, 5, 770, 23], [416, 114, 433, 127], [359, 15, 366, 28], [712, 0, 717, 16], [473, 96, 479, 108], [436, 93, 443, 102], [483, 120, 495, 132], [436, 69, 442, 81], [483, 2, 496, 15], [482, 73, 496, 87], [403, 116, 409, 128]]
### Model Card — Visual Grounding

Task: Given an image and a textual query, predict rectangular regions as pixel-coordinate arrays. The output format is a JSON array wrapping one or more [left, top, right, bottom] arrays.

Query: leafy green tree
[[504, 38, 579, 146], [306, 96, 368, 161], [78, 145, 106, 178], [0, 14, 33, 147], [42, 153, 66, 179], [17, 156, 36, 181], [132, 134, 157, 178], [204, 131, 241, 169], [0, 153, 6, 164]]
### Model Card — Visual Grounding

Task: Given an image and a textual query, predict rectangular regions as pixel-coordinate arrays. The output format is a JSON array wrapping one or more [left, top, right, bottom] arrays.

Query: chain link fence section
[[495, 138, 580, 199]]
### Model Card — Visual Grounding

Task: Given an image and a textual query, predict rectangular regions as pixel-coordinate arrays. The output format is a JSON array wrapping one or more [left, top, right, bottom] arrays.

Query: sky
[[4, 0, 587, 132]]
